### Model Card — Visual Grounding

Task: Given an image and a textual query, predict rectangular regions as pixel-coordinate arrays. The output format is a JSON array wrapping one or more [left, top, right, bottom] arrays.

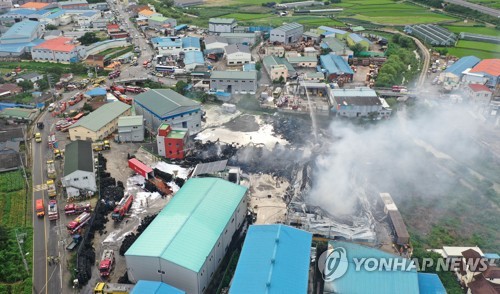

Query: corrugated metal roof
[[183, 51, 204, 65], [470, 58, 500, 77], [418, 273, 446, 294], [273, 22, 303, 33], [131, 280, 185, 294], [134, 89, 200, 118], [182, 36, 200, 49], [118, 115, 143, 127], [225, 44, 250, 55], [444, 55, 480, 77], [0, 20, 40, 40], [331, 87, 377, 98], [0, 39, 44, 53], [263, 55, 296, 74], [191, 160, 228, 177], [220, 32, 256, 39], [230, 225, 312, 294], [64, 140, 93, 175], [211, 70, 257, 80], [125, 178, 248, 272], [326, 241, 419, 294], [286, 56, 317, 63], [318, 26, 347, 35], [320, 54, 354, 75], [70, 101, 130, 132], [209, 18, 235, 24]]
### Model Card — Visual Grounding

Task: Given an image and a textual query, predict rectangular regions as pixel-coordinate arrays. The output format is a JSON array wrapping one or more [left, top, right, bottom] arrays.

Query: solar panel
[[191, 160, 228, 177]]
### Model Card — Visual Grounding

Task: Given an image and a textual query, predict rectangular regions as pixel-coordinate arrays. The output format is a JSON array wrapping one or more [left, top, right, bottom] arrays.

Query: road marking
[[34, 184, 48, 192]]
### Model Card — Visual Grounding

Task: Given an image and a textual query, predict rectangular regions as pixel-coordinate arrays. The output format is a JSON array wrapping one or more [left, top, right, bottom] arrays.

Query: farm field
[[467, 0, 500, 9], [224, 13, 345, 27], [0, 170, 31, 293], [444, 25, 500, 36], [436, 43, 500, 59]]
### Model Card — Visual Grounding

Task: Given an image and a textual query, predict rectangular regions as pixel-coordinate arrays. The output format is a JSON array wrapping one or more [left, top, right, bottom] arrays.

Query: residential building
[[125, 178, 248, 294], [303, 46, 319, 57], [69, 101, 131, 141], [210, 70, 257, 94], [318, 26, 348, 39], [320, 53, 354, 82], [262, 55, 296, 81], [329, 87, 391, 118], [230, 225, 312, 294], [467, 274, 500, 294], [346, 33, 371, 51], [32, 37, 86, 63], [286, 56, 317, 68], [203, 35, 228, 50], [148, 15, 176, 30], [152, 37, 182, 55], [0, 20, 43, 44], [270, 22, 303, 44], [130, 281, 185, 294], [466, 83, 493, 105], [219, 32, 257, 46], [156, 123, 188, 159], [466, 59, 500, 90], [439, 55, 480, 87], [184, 51, 204, 71], [134, 89, 202, 134], [107, 23, 128, 39], [16, 72, 44, 83], [265, 46, 285, 57], [85, 54, 104, 67], [324, 241, 421, 293], [208, 18, 237, 34], [0, 83, 22, 96], [182, 36, 201, 52], [74, 10, 100, 27], [225, 44, 251, 66], [117, 115, 144, 142], [62, 140, 96, 197], [57, 0, 89, 10]]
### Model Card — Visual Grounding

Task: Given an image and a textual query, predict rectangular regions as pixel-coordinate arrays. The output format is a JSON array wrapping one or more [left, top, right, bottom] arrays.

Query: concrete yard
[[248, 173, 289, 224]]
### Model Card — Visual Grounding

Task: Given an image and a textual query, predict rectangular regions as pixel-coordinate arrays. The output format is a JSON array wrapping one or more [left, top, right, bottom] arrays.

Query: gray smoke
[[308, 102, 490, 216]]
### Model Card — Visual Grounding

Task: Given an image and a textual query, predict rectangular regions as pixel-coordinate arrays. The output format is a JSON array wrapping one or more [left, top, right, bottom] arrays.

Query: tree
[[37, 78, 49, 91], [174, 80, 188, 95], [82, 103, 93, 112], [18, 80, 33, 91], [78, 32, 99, 46], [350, 43, 365, 56], [255, 62, 262, 71], [45, 24, 58, 30]]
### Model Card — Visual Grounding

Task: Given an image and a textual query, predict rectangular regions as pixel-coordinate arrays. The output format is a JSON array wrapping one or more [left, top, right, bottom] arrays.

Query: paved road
[[32, 111, 63, 294], [443, 0, 500, 17]]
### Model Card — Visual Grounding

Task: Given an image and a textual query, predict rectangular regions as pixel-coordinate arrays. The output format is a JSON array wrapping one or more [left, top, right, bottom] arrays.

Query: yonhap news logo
[[318, 247, 349, 281]]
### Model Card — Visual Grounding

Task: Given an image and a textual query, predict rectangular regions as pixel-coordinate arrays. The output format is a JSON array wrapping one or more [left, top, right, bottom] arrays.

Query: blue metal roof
[[81, 10, 99, 17], [85, 88, 107, 96], [131, 280, 185, 294], [182, 36, 200, 49], [326, 241, 419, 294], [418, 273, 446, 294], [320, 54, 354, 75], [349, 33, 364, 43], [243, 63, 256, 71], [230, 225, 312, 294], [174, 24, 188, 31], [45, 10, 66, 19], [152, 37, 182, 47], [0, 39, 44, 53], [444, 55, 480, 77], [0, 20, 40, 41], [184, 51, 204, 65], [318, 26, 347, 35], [3, 9, 48, 16], [484, 253, 500, 259]]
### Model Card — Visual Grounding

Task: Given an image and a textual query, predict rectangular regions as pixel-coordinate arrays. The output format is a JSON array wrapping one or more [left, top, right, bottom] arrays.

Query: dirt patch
[[223, 114, 260, 132]]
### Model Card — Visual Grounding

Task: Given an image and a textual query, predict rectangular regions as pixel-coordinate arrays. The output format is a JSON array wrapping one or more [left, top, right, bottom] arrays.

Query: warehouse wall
[[125, 255, 160, 283]]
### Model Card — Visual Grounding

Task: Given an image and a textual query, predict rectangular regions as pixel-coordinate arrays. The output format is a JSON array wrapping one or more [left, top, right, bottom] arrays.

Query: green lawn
[[436, 45, 500, 59], [444, 25, 500, 36]]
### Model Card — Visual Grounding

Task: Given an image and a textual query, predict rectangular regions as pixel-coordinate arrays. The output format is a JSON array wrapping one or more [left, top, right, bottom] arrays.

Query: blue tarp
[[247, 26, 272, 32], [174, 24, 188, 31], [85, 88, 107, 96], [0, 102, 35, 111]]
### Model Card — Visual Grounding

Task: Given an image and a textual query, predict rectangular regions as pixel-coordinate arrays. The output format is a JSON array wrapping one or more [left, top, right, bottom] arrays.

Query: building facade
[[286, 56, 317, 68], [329, 88, 391, 118], [208, 18, 237, 34], [117, 115, 144, 142], [210, 71, 257, 94], [219, 32, 257, 46], [0, 20, 43, 44], [32, 37, 86, 63], [270, 22, 304, 44], [225, 44, 251, 65], [465, 84, 493, 105], [134, 89, 202, 134], [156, 123, 188, 159], [125, 178, 248, 294], [62, 140, 96, 197]]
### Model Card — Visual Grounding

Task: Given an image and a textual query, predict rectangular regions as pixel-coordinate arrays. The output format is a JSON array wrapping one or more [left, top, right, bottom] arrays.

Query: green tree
[[18, 80, 33, 91], [37, 78, 49, 91], [350, 43, 365, 56], [174, 80, 188, 95], [78, 32, 99, 46], [255, 62, 262, 71], [45, 24, 58, 30], [82, 103, 93, 112]]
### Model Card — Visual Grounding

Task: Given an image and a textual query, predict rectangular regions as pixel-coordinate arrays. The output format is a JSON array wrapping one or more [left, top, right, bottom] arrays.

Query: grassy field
[[0, 170, 32, 293], [224, 13, 345, 27], [467, 0, 500, 9], [444, 25, 500, 36], [436, 39, 500, 59]]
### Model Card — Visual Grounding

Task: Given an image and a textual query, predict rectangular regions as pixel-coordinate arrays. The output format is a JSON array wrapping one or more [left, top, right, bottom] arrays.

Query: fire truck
[[99, 250, 115, 278], [111, 194, 133, 221], [67, 212, 91, 234]]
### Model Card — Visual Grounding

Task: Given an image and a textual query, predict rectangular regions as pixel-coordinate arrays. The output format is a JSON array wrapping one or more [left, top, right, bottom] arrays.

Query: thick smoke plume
[[308, 103, 489, 216]]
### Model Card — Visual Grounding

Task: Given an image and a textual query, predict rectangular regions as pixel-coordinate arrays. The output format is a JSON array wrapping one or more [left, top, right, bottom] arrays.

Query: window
[[83, 176, 88, 180], [73, 178, 79, 181]]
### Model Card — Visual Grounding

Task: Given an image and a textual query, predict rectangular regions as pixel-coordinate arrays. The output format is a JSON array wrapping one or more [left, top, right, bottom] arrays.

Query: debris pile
[[269, 114, 312, 145]]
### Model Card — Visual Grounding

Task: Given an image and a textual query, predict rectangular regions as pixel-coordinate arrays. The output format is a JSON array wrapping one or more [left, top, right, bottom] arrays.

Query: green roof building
[[62, 140, 96, 195], [69, 101, 131, 141], [0, 108, 38, 121], [125, 178, 248, 294]]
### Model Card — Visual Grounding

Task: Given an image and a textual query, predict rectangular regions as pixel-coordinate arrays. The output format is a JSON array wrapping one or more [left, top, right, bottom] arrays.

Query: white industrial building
[[31, 37, 86, 63], [204, 35, 228, 50], [125, 178, 248, 294], [62, 140, 96, 197], [208, 18, 237, 34], [270, 22, 304, 44], [225, 44, 251, 65], [117, 115, 144, 142], [329, 87, 392, 118]]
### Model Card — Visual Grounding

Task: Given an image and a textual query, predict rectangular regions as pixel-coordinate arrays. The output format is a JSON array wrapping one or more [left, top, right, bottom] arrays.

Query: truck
[[110, 85, 125, 94], [35, 132, 42, 143], [48, 134, 57, 149], [64, 203, 91, 215], [54, 149, 62, 160], [67, 212, 91, 234], [36, 199, 45, 217], [46, 160, 56, 179], [46, 180, 56, 198], [36, 122, 44, 129], [125, 86, 144, 93], [93, 282, 133, 294], [392, 85, 407, 93], [99, 250, 115, 278], [93, 77, 106, 87], [111, 194, 133, 221], [66, 234, 82, 251], [108, 70, 121, 79], [117, 94, 133, 105], [68, 92, 83, 106], [48, 103, 56, 112], [142, 60, 150, 68], [48, 200, 59, 221], [92, 140, 110, 152]]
